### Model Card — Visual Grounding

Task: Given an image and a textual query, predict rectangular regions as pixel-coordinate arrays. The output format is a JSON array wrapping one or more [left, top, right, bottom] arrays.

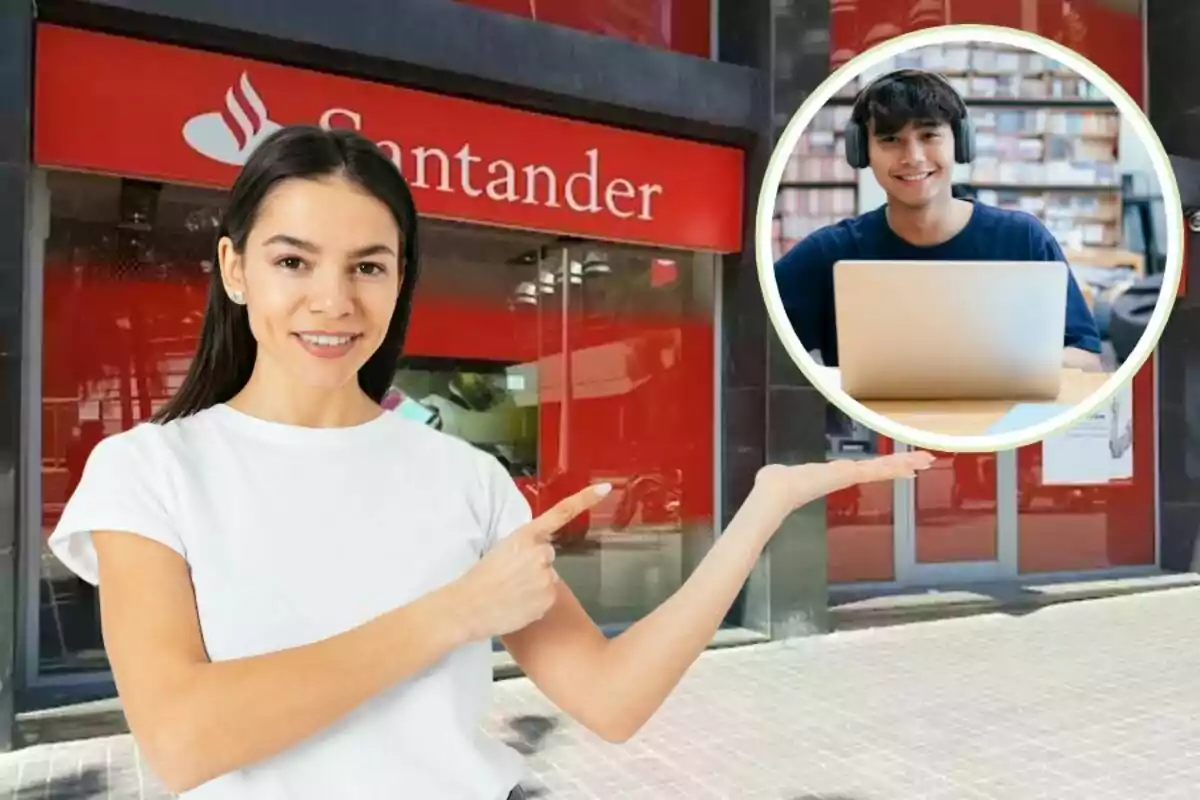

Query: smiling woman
[[217, 188, 403, 394], [42, 124, 932, 799], [149, 127, 422, 425]]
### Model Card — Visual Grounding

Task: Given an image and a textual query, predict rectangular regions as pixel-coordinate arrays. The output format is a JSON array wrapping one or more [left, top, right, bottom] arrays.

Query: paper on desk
[[985, 404, 1074, 436], [1040, 382, 1133, 485]]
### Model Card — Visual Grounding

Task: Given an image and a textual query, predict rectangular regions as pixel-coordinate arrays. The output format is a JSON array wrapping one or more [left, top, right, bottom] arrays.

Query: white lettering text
[[486, 160, 519, 202], [604, 178, 637, 218], [456, 144, 483, 198], [522, 164, 560, 208], [638, 184, 663, 220], [319, 107, 362, 130], [566, 148, 601, 213], [412, 147, 453, 193], [314, 108, 664, 221]]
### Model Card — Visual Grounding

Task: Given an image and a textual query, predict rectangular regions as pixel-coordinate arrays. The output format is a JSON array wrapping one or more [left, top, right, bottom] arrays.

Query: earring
[[229, 290, 245, 305]]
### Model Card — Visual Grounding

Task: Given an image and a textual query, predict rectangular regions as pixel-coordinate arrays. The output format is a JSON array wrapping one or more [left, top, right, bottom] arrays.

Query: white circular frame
[[757, 24, 1184, 454]]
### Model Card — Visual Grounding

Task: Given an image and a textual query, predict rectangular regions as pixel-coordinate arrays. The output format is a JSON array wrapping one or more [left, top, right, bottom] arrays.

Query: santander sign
[[183, 72, 663, 223], [319, 108, 664, 223], [34, 24, 743, 252]]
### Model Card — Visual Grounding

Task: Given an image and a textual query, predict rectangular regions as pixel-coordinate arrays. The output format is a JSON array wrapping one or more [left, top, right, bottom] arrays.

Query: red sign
[[33, 24, 743, 253], [457, 0, 711, 58], [830, 0, 1145, 106]]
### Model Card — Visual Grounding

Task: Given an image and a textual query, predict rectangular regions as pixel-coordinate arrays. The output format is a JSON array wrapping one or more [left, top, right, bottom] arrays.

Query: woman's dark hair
[[153, 125, 420, 423], [851, 69, 967, 138]]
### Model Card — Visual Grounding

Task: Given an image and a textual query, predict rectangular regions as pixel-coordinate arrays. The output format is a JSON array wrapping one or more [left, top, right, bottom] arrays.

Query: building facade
[[1, 0, 1196, 752]]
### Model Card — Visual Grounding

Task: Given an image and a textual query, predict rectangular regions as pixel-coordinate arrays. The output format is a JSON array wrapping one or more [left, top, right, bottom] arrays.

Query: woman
[[49, 125, 932, 799]]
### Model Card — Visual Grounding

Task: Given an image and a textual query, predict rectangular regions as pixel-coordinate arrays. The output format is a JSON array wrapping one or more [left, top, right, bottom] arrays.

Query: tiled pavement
[[4, 586, 1200, 799]]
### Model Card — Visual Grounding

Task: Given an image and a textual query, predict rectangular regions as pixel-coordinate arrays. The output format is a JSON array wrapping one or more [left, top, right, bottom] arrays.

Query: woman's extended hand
[[449, 484, 611, 641], [496, 450, 937, 744], [754, 451, 935, 516]]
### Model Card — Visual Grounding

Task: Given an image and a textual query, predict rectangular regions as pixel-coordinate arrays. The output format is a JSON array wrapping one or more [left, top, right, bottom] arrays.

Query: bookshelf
[[772, 43, 1124, 259], [773, 101, 858, 260]]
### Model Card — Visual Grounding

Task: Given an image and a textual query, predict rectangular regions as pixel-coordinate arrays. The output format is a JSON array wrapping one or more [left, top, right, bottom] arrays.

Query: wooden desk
[[819, 367, 1112, 438], [1064, 247, 1145, 277]]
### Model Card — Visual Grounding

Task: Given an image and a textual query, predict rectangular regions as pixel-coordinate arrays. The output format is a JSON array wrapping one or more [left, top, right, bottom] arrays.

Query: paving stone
[[2, 588, 1200, 798]]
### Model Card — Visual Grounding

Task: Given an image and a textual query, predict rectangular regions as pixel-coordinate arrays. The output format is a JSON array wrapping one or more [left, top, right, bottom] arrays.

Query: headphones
[[843, 68, 976, 169]]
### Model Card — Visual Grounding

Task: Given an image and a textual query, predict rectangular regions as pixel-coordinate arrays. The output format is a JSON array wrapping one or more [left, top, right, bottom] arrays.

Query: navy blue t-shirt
[[774, 203, 1102, 367]]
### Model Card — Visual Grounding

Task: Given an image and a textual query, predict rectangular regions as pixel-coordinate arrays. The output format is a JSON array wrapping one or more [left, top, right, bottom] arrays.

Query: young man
[[775, 69, 1103, 372]]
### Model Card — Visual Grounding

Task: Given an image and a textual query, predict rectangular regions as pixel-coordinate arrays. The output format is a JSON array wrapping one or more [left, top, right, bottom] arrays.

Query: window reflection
[[37, 172, 719, 675], [826, 407, 896, 583], [1015, 380, 1155, 574], [404, 222, 718, 626], [41, 173, 219, 674]]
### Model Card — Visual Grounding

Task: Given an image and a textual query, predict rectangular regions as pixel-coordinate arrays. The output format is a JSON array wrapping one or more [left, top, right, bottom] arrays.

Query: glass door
[[532, 242, 719, 632], [826, 407, 900, 583], [893, 444, 1019, 585]]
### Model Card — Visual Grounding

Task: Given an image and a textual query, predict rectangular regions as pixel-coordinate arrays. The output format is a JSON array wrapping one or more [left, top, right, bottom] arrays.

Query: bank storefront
[[17, 20, 745, 705]]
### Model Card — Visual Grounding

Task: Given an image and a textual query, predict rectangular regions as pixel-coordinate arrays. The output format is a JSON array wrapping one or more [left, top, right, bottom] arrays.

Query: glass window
[[826, 408, 896, 583], [36, 171, 718, 675], [812, 0, 1155, 586], [401, 221, 719, 628], [40, 172, 221, 674]]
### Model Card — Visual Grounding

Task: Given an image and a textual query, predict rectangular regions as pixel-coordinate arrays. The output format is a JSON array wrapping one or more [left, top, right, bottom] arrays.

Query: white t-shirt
[[48, 404, 532, 800]]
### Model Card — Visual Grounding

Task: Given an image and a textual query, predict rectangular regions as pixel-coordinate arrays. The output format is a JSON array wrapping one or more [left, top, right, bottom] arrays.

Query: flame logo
[[182, 72, 283, 166], [221, 73, 272, 151]]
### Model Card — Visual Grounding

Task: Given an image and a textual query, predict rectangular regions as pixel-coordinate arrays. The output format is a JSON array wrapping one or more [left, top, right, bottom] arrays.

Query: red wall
[[830, 0, 1143, 106], [457, 0, 711, 57]]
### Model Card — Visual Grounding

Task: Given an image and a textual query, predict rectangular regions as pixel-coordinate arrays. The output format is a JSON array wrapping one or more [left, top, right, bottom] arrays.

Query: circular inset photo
[[759, 24, 1182, 454]]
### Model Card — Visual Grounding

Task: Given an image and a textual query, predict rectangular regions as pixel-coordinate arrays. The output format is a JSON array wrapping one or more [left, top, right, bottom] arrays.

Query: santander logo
[[181, 71, 664, 222], [182, 72, 282, 166]]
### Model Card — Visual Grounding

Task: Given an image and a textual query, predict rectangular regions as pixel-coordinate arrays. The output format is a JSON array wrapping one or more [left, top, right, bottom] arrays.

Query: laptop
[[832, 260, 1069, 401]]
